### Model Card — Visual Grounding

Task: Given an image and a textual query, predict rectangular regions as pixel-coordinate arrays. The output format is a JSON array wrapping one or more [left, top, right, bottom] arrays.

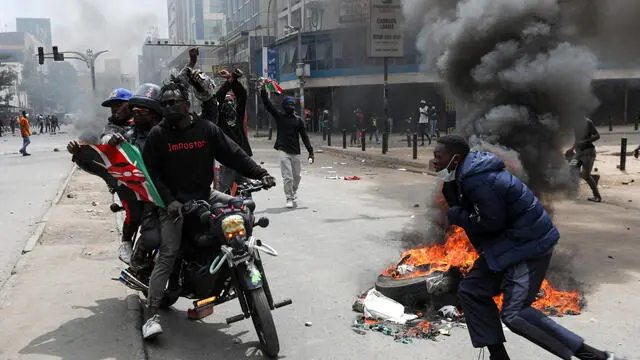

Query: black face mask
[[164, 103, 186, 124], [134, 114, 154, 131], [283, 104, 295, 114]]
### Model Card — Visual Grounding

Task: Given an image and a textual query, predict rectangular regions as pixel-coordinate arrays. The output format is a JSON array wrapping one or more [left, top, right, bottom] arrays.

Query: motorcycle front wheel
[[248, 287, 279, 358]]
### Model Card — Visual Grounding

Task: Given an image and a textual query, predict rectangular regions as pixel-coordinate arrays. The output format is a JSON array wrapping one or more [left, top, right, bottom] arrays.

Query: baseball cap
[[101, 88, 133, 107]]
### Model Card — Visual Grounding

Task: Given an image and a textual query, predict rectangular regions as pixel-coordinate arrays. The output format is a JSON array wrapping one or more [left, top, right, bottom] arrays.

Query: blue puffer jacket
[[448, 152, 559, 272]]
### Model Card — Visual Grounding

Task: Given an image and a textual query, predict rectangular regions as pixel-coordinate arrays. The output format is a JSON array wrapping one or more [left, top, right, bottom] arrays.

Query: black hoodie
[[215, 79, 252, 156], [142, 113, 268, 204]]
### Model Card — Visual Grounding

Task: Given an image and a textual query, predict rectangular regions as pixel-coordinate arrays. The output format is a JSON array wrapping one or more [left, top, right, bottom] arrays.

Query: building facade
[[267, 0, 640, 132], [15, 18, 52, 49]]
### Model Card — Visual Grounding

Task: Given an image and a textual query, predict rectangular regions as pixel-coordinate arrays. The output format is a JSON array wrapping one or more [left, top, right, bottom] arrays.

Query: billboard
[[260, 47, 278, 80], [16, 18, 52, 48], [339, 0, 369, 24], [368, 0, 404, 58]]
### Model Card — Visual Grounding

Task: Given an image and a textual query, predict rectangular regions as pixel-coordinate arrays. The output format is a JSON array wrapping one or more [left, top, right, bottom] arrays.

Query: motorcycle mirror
[[255, 217, 269, 228]]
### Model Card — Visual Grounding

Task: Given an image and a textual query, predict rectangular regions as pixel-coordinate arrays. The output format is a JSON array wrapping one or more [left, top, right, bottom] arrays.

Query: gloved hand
[[67, 141, 81, 155], [441, 181, 459, 208], [167, 200, 183, 220], [108, 133, 126, 147], [261, 175, 276, 189]]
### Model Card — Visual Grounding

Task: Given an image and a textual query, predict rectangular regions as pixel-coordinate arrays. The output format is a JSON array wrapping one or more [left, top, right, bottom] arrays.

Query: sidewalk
[[297, 131, 640, 209], [0, 169, 145, 360]]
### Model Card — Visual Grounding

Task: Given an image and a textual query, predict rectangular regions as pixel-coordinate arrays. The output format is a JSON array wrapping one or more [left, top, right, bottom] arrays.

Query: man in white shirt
[[418, 100, 430, 145]]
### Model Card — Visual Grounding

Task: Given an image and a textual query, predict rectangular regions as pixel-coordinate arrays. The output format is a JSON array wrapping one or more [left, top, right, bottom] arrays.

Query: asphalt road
[[0, 130, 73, 288], [146, 141, 640, 360]]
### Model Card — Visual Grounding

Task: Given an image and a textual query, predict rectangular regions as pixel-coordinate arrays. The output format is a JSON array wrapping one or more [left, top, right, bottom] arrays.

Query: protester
[[214, 68, 253, 193], [140, 71, 275, 340], [37, 114, 44, 134], [260, 80, 314, 208], [434, 134, 624, 360], [369, 114, 380, 144], [351, 107, 364, 146], [566, 117, 601, 203], [67, 88, 134, 262], [109, 83, 164, 269], [418, 100, 430, 146], [10, 115, 16, 135], [19, 111, 31, 156]]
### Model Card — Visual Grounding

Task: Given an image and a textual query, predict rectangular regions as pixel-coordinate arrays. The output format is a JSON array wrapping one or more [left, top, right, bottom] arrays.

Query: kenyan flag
[[261, 77, 283, 95], [77, 142, 166, 208]]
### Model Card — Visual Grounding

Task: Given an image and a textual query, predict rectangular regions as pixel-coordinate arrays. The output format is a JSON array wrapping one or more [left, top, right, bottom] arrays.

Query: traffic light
[[37, 47, 44, 65], [52, 46, 64, 61]]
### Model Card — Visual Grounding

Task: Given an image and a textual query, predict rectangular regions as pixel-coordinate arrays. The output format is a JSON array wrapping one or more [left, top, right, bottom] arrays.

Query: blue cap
[[282, 96, 295, 105], [101, 88, 133, 107]]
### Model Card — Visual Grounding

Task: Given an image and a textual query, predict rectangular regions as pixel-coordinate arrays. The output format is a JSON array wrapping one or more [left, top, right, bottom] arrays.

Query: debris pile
[[353, 227, 583, 344]]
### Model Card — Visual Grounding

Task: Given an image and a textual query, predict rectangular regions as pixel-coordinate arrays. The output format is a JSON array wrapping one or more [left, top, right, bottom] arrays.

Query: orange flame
[[382, 226, 582, 316]]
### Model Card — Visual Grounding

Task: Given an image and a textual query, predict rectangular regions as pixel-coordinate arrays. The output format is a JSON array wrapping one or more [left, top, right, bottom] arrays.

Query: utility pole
[[287, 24, 308, 119]]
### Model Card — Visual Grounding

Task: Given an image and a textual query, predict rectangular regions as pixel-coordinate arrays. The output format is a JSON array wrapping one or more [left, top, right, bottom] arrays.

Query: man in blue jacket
[[433, 135, 623, 360]]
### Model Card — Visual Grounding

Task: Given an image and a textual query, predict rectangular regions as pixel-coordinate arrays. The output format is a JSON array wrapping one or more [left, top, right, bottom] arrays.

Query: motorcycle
[[118, 180, 291, 358]]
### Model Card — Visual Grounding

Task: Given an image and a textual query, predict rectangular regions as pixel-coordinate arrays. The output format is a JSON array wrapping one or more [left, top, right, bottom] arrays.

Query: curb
[[22, 164, 78, 254], [126, 292, 148, 360], [317, 146, 436, 175]]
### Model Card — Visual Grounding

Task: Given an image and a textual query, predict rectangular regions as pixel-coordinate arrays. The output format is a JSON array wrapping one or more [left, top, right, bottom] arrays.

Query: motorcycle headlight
[[221, 214, 246, 240]]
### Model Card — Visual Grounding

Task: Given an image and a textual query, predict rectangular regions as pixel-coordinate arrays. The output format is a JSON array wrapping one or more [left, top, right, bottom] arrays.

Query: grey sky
[[1, 0, 168, 74]]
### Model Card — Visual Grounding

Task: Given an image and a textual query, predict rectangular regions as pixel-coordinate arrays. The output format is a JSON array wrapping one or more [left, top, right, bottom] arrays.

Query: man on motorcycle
[[215, 68, 253, 193], [67, 88, 137, 262], [108, 83, 164, 267], [141, 76, 276, 340]]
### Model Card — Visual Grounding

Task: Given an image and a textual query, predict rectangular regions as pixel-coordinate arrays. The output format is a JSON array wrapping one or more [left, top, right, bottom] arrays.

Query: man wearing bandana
[[433, 135, 624, 360], [214, 68, 253, 193], [141, 73, 275, 340]]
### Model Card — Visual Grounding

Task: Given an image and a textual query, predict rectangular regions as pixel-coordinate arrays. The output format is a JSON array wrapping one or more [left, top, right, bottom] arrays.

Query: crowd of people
[[66, 48, 313, 340]]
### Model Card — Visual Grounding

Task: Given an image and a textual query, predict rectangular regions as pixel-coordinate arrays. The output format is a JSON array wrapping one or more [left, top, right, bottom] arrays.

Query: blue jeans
[[20, 136, 31, 153]]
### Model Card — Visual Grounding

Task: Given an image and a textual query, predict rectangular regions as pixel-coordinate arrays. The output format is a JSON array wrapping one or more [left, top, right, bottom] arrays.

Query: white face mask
[[437, 155, 459, 182]]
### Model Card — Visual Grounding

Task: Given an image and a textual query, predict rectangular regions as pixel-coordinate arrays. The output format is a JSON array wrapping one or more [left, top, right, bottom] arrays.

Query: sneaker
[[606, 352, 626, 360], [587, 197, 602, 203], [22, 152, 31, 156], [142, 314, 163, 340], [119, 242, 133, 264], [286, 200, 294, 208]]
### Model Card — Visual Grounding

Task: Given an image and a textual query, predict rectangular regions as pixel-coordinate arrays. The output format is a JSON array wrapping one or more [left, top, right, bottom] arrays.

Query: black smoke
[[407, 0, 601, 201]]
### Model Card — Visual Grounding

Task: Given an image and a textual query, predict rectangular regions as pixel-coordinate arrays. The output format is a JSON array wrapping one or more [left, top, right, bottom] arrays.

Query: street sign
[[367, 0, 404, 58]]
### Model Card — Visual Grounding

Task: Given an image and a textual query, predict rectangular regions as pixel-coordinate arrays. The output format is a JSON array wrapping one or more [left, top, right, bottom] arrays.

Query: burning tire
[[374, 270, 462, 308]]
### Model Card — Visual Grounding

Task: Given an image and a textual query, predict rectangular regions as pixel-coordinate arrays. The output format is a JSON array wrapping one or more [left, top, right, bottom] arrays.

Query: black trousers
[[458, 250, 584, 360]]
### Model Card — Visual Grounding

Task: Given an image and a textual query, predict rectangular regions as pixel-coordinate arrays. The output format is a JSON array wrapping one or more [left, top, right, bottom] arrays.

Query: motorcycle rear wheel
[[249, 288, 279, 358]]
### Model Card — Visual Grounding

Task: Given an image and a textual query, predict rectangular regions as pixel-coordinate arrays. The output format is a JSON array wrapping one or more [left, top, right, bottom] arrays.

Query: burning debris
[[353, 226, 582, 343]]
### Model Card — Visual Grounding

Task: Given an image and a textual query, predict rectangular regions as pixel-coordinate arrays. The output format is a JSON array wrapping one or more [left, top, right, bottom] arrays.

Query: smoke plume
[[405, 0, 606, 204], [49, 0, 162, 141]]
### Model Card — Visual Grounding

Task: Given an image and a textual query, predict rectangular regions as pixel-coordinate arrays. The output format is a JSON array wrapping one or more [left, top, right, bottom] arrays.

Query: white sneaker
[[286, 200, 294, 208], [118, 242, 133, 264], [607, 352, 626, 360], [142, 314, 163, 340]]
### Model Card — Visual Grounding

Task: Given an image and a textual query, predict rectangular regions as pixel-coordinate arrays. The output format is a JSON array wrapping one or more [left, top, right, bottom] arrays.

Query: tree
[[21, 60, 80, 113], [0, 59, 18, 107]]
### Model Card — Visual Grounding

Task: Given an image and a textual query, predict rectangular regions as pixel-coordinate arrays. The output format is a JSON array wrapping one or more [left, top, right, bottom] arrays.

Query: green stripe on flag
[[120, 143, 166, 208]]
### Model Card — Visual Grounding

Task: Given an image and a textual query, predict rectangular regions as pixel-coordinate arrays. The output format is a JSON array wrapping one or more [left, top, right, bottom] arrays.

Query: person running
[[19, 111, 31, 156], [567, 117, 601, 203], [434, 134, 625, 360], [260, 81, 314, 208]]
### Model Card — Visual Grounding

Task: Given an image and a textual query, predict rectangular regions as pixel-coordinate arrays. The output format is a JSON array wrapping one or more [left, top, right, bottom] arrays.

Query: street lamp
[[62, 49, 109, 94]]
